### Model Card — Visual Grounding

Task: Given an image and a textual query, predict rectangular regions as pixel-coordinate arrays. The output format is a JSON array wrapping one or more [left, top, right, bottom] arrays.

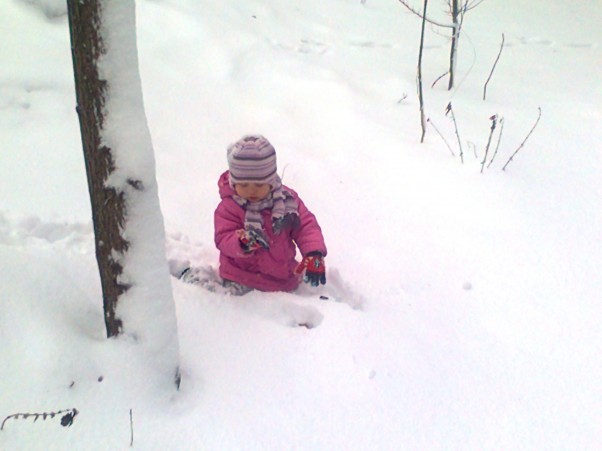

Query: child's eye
[[238, 183, 249, 188]]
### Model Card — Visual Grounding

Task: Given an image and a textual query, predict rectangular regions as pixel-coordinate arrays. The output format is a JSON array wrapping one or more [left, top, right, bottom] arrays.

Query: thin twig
[[427, 118, 455, 156], [445, 102, 464, 163], [431, 71, 449, 88], [129, 409, 134, 447], [417, 0, 429, 143], [1, 408, 78, 431], [502, 107, 542, 171], [481, 114, 498, 173], [465, 0, 489, 11], [483, 33, 505, 100], [398, 0, 456, 28], [487, 116, 504, 168]]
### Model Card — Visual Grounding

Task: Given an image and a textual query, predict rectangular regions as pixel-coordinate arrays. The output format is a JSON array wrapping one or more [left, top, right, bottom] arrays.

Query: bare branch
[[487, 116, 505, 168], [483, 33, 505, 100], [481, 114, 498, 173], [130, 409, 134, 447], [397, 0, 456, 29], [1, 409, 79, 431], [465, 0, 489, 11], [427, 118, 456, 156], [431, 71, 449, 88], [502, 108, 542, 171], [417, 0, 429, 143], [396, 93, 409, 104], [445, 102, 464, 163]]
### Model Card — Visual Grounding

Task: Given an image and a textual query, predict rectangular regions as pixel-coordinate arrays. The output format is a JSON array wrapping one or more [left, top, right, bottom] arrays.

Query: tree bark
[[67, 0, 181, 390], [67, 1, 128, 338], [448, 0, 459, 90]]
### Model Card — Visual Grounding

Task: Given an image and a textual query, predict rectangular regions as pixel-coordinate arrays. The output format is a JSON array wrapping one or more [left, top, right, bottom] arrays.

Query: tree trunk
[[448, 0, 459, 90], [67, 0, 127, 338], [67, 0, 181, 389]]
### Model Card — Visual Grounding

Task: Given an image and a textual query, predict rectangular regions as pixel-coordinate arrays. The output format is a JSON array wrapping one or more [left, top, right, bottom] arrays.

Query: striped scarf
[[233, 176, 299, 235]]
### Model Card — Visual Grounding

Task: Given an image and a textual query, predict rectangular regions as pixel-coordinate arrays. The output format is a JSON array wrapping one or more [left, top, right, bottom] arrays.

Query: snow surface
[[1, 0, 601, 449], [97, 0, 181, 392]]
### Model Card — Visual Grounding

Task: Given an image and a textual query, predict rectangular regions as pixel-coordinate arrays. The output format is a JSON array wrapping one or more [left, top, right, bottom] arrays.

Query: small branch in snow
[[129, 409, 134, 447], [487, 116, 505, 168], [502, 107, 542, 171], [1, 408, 79, 431], [481, 114, 498, 173], [483, 33, 505, 101], [427, 118, 455, 156], [445, 102, 464, 163], [431, 71, 449, 88], [417, 0, 429, 143]]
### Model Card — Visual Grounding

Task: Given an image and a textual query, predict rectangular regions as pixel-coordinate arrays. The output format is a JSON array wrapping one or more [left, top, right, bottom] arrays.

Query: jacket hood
[[218, 171, 236, 199]]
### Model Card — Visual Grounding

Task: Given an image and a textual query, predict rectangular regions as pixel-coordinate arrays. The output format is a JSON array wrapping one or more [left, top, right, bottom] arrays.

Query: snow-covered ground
[[1, 0, 601, 449]]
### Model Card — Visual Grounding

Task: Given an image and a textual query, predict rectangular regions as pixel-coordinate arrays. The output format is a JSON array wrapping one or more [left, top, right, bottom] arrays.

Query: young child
[[212, 134, 327, 295]]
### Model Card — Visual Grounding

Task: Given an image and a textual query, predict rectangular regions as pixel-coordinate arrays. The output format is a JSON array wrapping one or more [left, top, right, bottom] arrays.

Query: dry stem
[[483, 33, 505, 100], [502, 107, 542, 171]]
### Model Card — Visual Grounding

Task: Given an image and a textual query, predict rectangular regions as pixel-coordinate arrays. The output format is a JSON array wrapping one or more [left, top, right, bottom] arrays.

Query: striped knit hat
[[227, 134, 278, 186]]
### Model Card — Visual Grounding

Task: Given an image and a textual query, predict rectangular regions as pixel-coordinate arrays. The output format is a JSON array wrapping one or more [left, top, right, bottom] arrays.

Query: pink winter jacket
[[214, 171, 327, 292]]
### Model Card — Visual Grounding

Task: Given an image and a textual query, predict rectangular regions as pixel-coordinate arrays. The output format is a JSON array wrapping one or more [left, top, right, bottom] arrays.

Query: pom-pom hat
[[227, 134, 278, 186]]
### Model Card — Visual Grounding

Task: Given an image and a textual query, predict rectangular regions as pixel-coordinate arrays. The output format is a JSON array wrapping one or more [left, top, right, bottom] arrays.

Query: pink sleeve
[[292, 197, 327, 257], [214, 200, 248, 258]]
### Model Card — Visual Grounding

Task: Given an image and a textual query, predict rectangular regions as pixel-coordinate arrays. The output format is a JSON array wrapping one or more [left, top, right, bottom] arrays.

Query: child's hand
[[295, 252, 326, 287], [237, 228, 269, 252]]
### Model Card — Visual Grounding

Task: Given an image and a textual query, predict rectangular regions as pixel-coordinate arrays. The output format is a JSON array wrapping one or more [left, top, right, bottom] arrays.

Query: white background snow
[[1, 0, 601, 449]]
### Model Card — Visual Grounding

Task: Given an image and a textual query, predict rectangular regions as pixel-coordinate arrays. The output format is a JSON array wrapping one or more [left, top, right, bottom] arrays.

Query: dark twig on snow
[[487, 116, 505, 168], [481, 114, 498, 173], [483, 33, 505, 100], [431, 71, 449, 88], [417, 0, 429, 143], [427, 118, 455, 156], [1, 408, 79, 431], [129, 409, 134, 447], [445, 102, 464, 163], [502, 107, 542, 171]]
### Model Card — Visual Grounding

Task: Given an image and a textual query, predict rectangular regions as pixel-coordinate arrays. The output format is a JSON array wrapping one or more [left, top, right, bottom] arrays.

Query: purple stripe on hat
[[227, 134, 278, 185], [230, 169, 278, 183], [232, 150, 276, 161]]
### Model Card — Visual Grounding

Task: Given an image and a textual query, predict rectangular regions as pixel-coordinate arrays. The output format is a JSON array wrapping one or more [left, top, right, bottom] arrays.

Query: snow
[[96, 0, 180, 391], [1, 0, 601, 449]]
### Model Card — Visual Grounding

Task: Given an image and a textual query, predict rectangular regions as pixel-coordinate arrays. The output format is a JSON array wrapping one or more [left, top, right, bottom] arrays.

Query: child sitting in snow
[[180, 134, 327, 295]]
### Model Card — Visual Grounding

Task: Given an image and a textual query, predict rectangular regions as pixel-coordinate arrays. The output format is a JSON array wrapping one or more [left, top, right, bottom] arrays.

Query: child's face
[[234, 183, 272, 203]]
